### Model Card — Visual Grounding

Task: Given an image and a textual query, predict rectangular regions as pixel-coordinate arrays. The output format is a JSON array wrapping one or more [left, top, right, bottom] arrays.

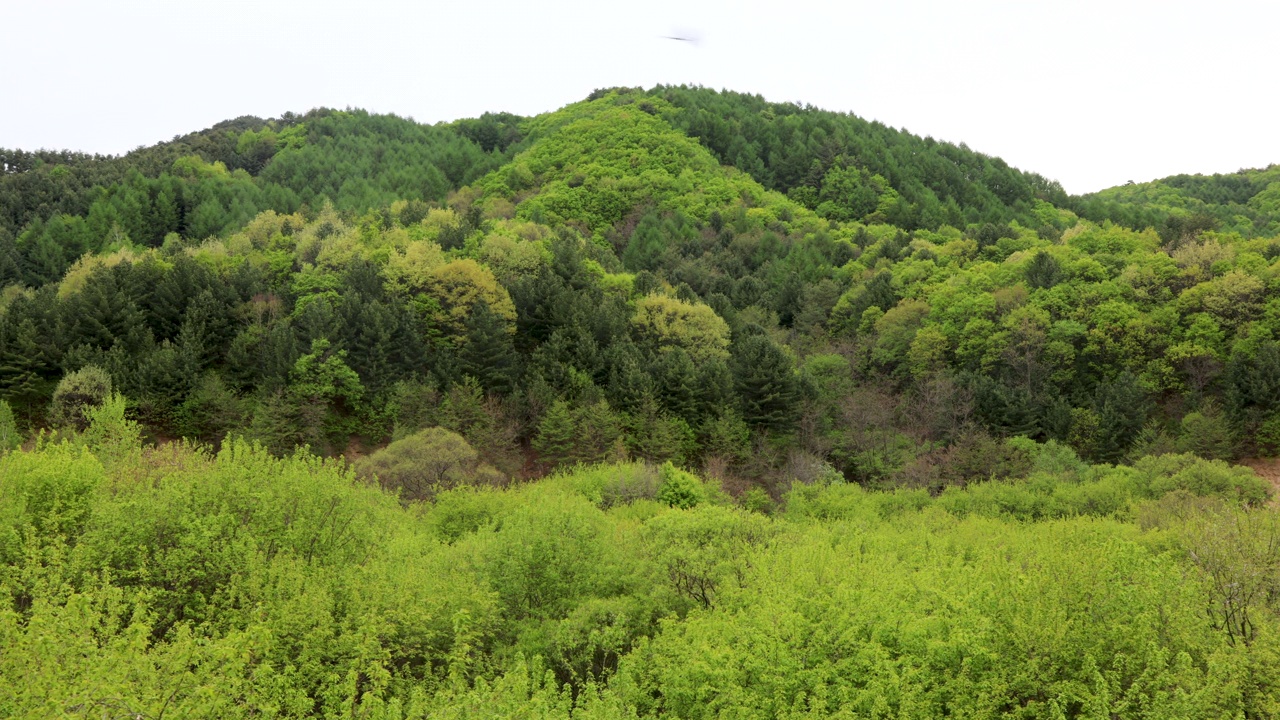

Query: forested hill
[[0, 107, 524, 284], [644, 86, 1071, 230], [2, 85, 1280, 477], [7, 87, 1280, 718], [1075, 164, 1280, 240]]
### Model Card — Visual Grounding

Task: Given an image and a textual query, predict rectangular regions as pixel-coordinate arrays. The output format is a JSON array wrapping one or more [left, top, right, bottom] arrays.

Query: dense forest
[[3, 86, 1280, 718]]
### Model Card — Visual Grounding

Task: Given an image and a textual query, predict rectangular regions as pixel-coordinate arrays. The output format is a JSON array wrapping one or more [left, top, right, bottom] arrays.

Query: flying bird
[[660, 29, 702, 46]]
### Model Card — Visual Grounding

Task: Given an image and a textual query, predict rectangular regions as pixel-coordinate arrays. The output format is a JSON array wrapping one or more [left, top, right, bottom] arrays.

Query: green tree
[[533, 400, 577, 469], [1025, 250, 1063, 289], [0, 399, 19, 452], [419, 259, 516, 346], [625, 397, 696, 465], [731, 334, 799, 430], [1178, 402, 1235, 460], [631, 293, 731, 364], [655, 461, 705, 509], [459, 301, 520, 394], [49, 365, 113, 431], [355, 426, 500, 502]]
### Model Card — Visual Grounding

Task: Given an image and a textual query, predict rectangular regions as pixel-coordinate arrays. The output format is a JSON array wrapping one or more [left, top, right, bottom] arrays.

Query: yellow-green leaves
[[418, 259, 516, 346], [631, 293, 729, 363]]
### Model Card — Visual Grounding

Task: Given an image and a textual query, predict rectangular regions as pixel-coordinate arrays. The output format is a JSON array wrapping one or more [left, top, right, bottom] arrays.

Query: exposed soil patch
[[1238, 457, 1280, 505]]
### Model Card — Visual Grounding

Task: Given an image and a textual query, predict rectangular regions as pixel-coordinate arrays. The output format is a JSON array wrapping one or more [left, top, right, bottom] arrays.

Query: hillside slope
[[0, 87, 1278, 483], [1076, 164, 1280, 239]]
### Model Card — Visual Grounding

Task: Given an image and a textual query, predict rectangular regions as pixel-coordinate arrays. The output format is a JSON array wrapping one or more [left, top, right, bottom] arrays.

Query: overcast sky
[[2, 0, 1277, 194]]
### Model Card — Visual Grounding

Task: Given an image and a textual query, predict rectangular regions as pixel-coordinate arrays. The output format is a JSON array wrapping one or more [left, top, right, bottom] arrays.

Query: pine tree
[[1025, 251, 1063, 290], [0, 317, 49, 413], [575, 399, 623, 463], [533, 400, 577, 469], [651, 348, 699, 423], [624, 397, 694, 465], [459, 301, 520, 394], [731, 334, 800, 431]]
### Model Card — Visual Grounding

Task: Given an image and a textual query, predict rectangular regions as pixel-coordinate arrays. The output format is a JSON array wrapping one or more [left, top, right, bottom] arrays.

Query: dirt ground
[[1238, 457, 1280, 505]]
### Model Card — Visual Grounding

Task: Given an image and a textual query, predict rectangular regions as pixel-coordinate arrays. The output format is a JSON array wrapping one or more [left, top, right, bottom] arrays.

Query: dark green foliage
[[459, 301, 520, 394], [259, 110, 509, 209], [175, 373, 245, 446], [1024, 250, 1063, 289], [625, 398, 696, 465], [534, 400, 578, 468], [1078, 165, 1280, 238], [5, 84, 1280, 719], [0, 85, 1275, 486], [730, 334, 799, 430], [649, 85, 1068, 230]]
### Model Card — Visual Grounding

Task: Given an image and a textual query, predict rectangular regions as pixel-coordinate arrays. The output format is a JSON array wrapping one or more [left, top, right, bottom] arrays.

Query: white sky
[[2, 0, 1277, 194]]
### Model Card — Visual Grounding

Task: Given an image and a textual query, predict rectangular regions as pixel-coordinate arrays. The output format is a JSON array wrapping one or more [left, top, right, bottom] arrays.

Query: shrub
[[0, 400, 19, 453], [740, 486, 774, 515], [641, 504, 774, 610], [48, 365, 112, 431], [1135, 453, 1272, 506], [355, 426, 504, 502], [80, 393, 142, 465], [656, 462, 705, 509]]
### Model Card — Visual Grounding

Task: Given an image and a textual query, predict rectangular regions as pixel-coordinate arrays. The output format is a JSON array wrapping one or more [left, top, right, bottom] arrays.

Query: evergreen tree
[[731, 334, 800, 431], [624, 397, 695, 465], [0, 316, 50, 414], [575, 399, 624, 464], [533, 399, 577, 469], [459, 301, 520, 394], [1025, 251, 1063, 290], [650, 348, 699, 422]]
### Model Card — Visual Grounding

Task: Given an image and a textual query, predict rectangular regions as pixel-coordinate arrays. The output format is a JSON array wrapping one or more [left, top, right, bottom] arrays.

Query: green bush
[[0, 444, 104, 554], [655, 462, 705, 509], [1136, 453, 1272, 506], [355, 426, 504, 502], [0, 400, 19, 453], [48, 365, 112, 431]]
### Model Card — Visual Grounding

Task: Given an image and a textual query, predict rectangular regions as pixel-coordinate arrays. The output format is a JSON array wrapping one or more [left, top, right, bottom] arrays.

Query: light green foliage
[[79, 392, 142, 466], [0, 444, 103, 556], [1, 430, 1279, 717], [642, 504, 773, 611], [356, 426, 502, 502], [8, 86, 1280, 718], [552, 462, 660, 508], [289, 338, 363, 404], [655, 461, 705, 509], [631, 293, 730, 363], [739, 486, 774, 515], [0, 399, 19, 452], [1134, 453, 1272, 506], [1174, 501, 1280, 646], [419, 259, 517, 345], [48, 365, 112, 431], [616, 515, 1243, 720], [485, 93, 804, 238]]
